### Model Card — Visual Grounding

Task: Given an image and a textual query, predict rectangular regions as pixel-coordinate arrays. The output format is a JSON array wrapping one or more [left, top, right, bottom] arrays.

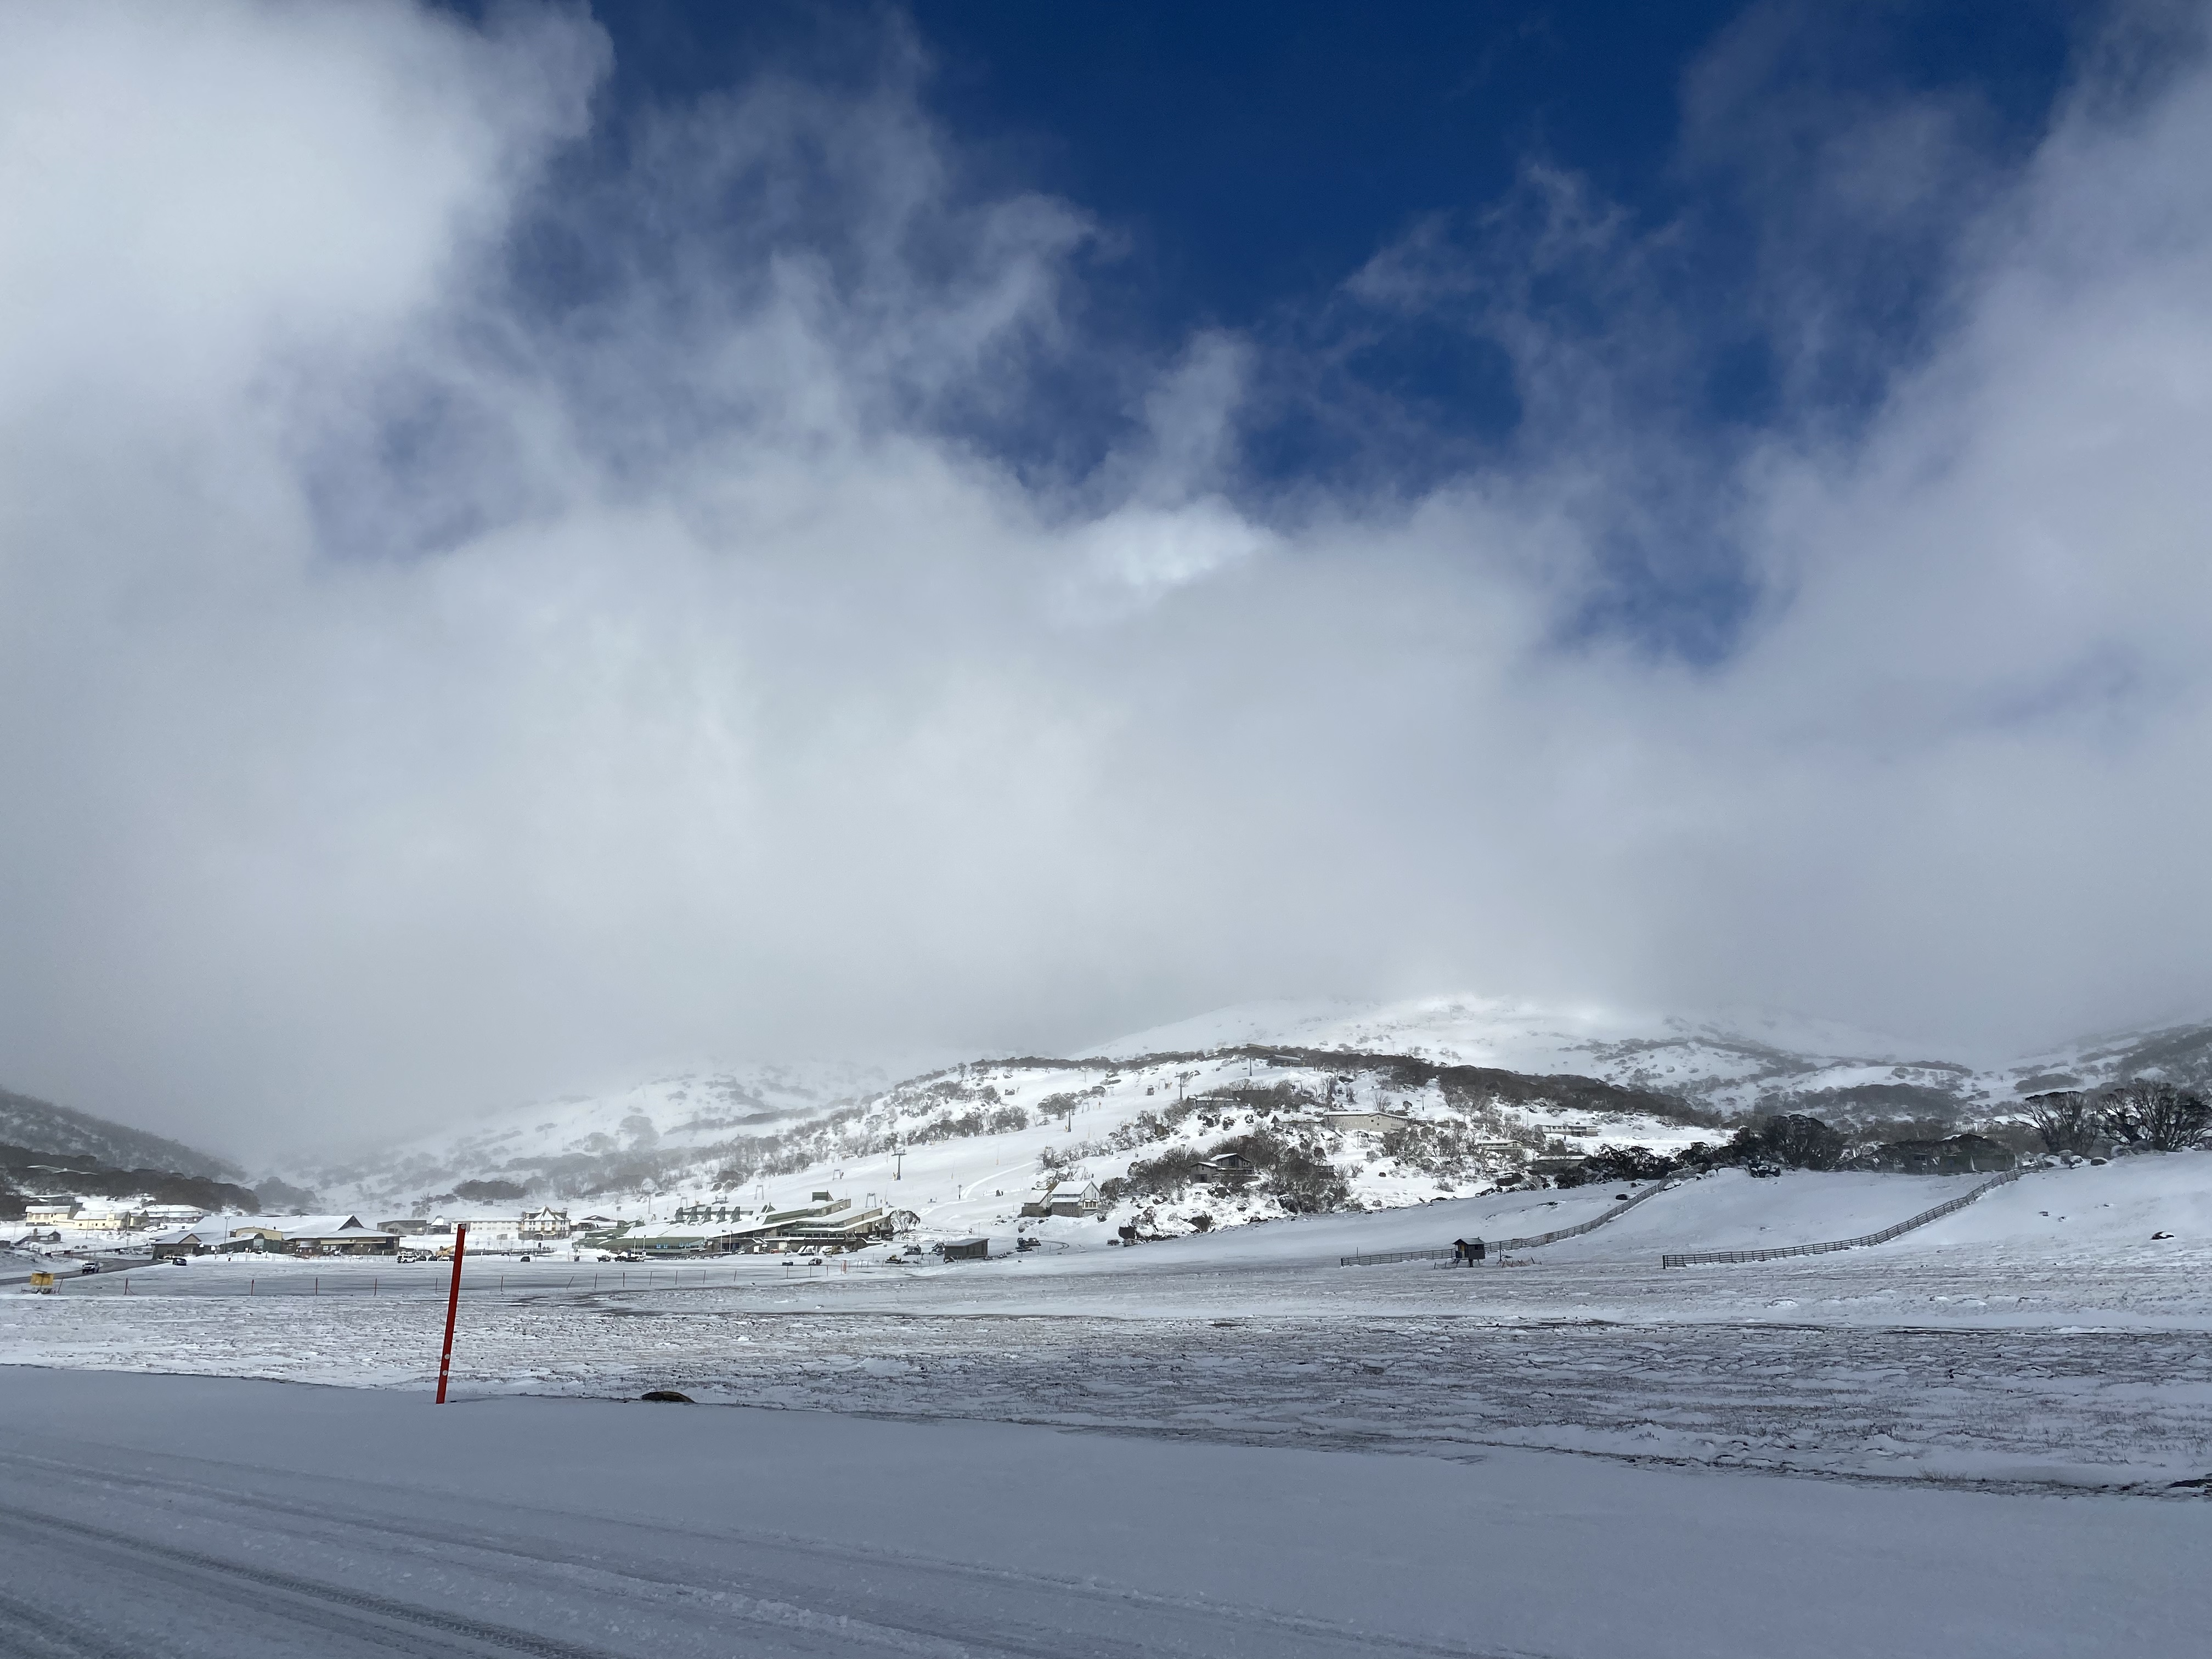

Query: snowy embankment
[[8, 1370, 2208, 1659]]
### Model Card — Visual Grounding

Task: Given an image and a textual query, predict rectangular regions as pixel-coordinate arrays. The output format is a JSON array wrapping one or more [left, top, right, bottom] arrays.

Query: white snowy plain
[[5, 1158, 2212, 1654], [3, 1369, 2209, 1658]]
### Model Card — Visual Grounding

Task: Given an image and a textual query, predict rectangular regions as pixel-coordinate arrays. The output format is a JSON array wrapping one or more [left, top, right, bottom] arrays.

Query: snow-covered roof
[[622, 1220, 737, 1240], [230, 1215, 380, 1239]]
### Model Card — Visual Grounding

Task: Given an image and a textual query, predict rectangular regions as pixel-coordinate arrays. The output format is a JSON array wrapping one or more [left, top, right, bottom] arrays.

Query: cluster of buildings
[[110, 1195, 916, 1262], [18, 1199, 217, 1232], [145, 1216, 400, 1259], [621, 1194, 909, 1255], [1018, 1176, 1105, 1217]]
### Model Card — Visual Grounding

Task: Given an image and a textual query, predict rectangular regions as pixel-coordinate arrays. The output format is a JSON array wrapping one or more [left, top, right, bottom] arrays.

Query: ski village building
[[20, 1198, 210, 1233], [149, 1226, 232, 1260], [371, 1213, 561, 1252], [227, 1216, 398, 1256], [621, 1196, 903, 1255], [1020, 1178, 1104, 1217]]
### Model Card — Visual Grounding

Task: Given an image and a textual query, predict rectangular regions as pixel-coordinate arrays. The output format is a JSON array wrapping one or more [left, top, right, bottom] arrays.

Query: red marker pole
[[435, 1224, 469, 1403]]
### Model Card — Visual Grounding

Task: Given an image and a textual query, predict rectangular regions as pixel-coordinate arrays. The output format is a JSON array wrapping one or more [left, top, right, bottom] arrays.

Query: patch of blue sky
[[430, 0, 2087, 665]]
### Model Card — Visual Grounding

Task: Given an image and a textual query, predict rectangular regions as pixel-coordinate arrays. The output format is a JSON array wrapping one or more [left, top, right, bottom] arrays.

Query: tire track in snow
[[0, 1447, 1542, 1659]]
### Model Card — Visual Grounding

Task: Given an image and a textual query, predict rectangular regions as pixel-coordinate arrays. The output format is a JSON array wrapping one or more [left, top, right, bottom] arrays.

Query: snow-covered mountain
[[266, 995, 2212, 1242], [275, 1060, 902, 1215], [1093, 995, 2212, 1125], [1090, 995, 1995, 1121], [1999, 1020, 2212, 1099], [0, 1085, 241, 1179]]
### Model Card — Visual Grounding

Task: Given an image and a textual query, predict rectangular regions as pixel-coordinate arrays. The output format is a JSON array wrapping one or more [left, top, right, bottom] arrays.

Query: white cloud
[[3, 1, 2211, 1151]]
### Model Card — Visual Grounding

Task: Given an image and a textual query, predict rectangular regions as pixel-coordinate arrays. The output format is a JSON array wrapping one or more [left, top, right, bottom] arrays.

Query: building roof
[[620, 1220, 734, 1241], [783, 1206, 891, 1237], [232, 1214, 362, 1234], [229, 1216, 393, 1240]]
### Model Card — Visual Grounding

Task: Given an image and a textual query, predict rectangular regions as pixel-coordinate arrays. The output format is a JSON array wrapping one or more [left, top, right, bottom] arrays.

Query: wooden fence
[[1660, 1169, 2021, 1267], [1339, 1180, 1678, 1266]]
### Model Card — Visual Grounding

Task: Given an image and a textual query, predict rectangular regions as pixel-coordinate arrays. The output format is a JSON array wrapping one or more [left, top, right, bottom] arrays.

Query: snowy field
[[7, 1160, 2212, 1504], [2, 1368, 2208, 1658], [7, 1160, 2211, 1652]]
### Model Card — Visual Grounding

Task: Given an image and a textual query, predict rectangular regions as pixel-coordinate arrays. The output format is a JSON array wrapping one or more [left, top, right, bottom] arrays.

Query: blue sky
[[4, 1, 2211, 1143], [522, 1, 2086, 659]]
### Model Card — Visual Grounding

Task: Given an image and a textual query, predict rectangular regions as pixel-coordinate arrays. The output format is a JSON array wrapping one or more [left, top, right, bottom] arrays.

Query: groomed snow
[[3, 1368, 2207, 1658]]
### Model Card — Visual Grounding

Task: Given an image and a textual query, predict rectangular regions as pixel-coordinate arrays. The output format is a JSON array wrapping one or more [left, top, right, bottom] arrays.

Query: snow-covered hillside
[[269, 995, 2212, 1246], [0, 1085, 240, 1178], [278, 1060, 900, 1214], [277, 1039, 1711, 1232], [1092, 994, 2212, 1125]]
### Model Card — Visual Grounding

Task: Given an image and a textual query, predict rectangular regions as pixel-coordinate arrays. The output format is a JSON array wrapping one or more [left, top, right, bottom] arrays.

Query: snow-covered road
[[1, 1411, 1457, 1659], [3, 1369, 2207, 1659]]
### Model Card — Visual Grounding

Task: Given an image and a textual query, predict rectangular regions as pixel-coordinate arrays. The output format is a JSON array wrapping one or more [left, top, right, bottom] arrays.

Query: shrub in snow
[[1849, 1134, 2013, 1175], [1727, 1114, 1847, 1171], [454, 1178, 526, 1201], [1556, 1143, 1681, 1186], [1104, 1125, 1351, 1215]]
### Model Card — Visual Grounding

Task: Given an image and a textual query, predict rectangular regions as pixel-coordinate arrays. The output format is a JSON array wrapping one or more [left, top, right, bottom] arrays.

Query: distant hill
[[1088, 997, 2212, 1129], [0, 1086, 241, 1181], [267, 997, 2212, 1238], [0, 1141, 260, 1221]]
